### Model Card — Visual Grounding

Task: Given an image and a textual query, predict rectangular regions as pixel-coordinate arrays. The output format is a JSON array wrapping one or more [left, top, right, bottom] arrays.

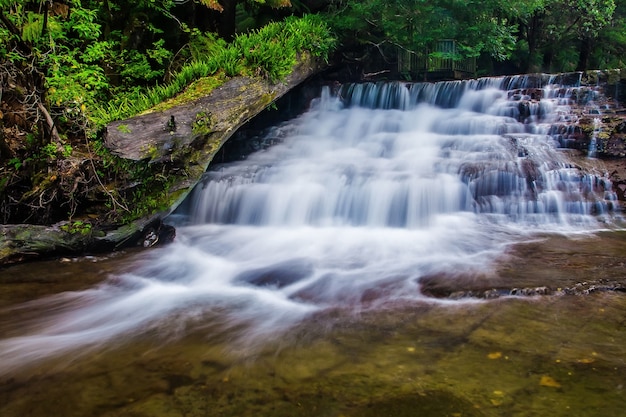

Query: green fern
[[90, 14, 335, 128]]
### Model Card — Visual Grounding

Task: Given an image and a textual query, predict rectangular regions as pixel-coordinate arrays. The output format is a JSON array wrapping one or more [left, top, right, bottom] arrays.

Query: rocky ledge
[[422, 279, 626, 300]]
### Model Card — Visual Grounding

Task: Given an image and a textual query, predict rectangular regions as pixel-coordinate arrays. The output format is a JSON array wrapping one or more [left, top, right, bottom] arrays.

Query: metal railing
[[398, 40, 476, 78]]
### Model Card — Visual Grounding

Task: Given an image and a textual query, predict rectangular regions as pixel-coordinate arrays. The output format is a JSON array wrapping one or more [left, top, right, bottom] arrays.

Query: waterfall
[[0, 74, 620, 374], [191, 77, 616, 227]]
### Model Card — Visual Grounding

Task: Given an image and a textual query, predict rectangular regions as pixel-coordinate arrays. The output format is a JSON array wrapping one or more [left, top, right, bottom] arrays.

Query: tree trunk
[[542, 48, 554, 72], [218, 0, 237, 40], [576, 36, 592, 71], [523, 11, 544, 73], [41, 1, 49, 38]]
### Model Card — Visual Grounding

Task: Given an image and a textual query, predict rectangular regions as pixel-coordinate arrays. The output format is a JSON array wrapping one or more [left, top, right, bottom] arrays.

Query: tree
[[326, 0, 526, 76], [515, 0, 615, 71], [569, 0, 616, 70], [592, 0, 626, 69]]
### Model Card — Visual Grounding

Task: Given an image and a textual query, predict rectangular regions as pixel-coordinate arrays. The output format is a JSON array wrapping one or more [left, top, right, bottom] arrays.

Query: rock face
[[0, 54, 326, 265]]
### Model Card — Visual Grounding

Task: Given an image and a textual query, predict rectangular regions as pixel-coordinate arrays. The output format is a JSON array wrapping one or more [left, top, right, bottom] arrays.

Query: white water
[[0, 76, 620, 374]]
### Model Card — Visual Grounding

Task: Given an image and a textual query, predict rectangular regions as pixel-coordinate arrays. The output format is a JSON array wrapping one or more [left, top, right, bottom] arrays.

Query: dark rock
[[235, 259, 314, 288]]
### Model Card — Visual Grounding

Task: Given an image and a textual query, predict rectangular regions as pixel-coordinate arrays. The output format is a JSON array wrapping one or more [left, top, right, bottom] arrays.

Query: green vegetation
[[89, 138, 178, 223], [326, 0, 624, 74], [0, 1, 335, 226], [60, 220, 93, 235], [93, 14, 335, 127]]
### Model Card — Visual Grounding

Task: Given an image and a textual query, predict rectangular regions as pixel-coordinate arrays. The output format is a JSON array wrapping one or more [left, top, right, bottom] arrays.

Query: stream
[[1, 75, 626, 416]]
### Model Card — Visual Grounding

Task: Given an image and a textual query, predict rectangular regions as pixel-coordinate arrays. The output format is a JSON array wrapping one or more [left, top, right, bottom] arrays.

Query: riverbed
[[1, 233, 625, 416]]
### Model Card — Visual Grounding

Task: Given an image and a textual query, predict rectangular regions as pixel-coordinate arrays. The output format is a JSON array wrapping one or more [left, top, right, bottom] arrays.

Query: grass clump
[[91, 14, 335, 128]]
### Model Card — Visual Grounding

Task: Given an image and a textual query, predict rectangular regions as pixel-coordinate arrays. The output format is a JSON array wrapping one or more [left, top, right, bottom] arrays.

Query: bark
[[523, 11, 544, 73], [41, 0, 49, 38]]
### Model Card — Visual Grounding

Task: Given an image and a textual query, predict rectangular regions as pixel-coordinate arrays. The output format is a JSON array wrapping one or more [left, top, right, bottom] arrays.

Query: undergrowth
[[91, 14, 335, 129]]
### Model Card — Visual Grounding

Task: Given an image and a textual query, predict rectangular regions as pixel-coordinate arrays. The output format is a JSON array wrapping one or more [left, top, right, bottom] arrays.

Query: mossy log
[[0, 54, 326, 266], [104, 53, 324, 214]]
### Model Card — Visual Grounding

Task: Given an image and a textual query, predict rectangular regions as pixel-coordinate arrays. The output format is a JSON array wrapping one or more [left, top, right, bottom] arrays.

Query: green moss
[[192, 111, 214, 135], [117, 124, 131, 134], [60, 220, 93, 236], [607, 68, 621, 85], [137, 143, 159, 160], [260, 92, 276, 107], [149, 75, 227, 114]]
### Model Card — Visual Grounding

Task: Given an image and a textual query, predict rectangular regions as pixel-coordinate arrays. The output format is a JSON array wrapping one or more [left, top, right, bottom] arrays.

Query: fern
[[90, 14, 336, 128]]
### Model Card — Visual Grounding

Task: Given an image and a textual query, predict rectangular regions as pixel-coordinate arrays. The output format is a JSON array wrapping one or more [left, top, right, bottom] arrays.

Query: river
[[1, 75, 626, 416]]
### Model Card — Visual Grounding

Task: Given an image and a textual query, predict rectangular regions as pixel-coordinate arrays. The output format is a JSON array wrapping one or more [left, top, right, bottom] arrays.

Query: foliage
[[2, 1, 334, 132], [0, 2, 335, 226], [512, 0, 617, 71], [90, 139, 176, 223], [326, 0, 519, 63], [324, 0, 623, 73], [197, 0, 292, 12], [60, 220, 93, 235], [593, 0, 626, 69], [91, 14, 335, 127]]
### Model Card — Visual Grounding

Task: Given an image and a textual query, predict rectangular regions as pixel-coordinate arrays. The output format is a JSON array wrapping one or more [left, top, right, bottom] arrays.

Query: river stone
[[234, 259, 314, 288]]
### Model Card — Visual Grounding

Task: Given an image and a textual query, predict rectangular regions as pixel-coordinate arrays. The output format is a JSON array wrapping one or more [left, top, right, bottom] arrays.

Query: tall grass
[[91, 14, 336, 128]]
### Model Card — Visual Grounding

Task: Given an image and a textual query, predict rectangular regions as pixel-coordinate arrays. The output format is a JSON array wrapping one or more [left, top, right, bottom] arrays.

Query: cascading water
[[0, 75, 620, 374]]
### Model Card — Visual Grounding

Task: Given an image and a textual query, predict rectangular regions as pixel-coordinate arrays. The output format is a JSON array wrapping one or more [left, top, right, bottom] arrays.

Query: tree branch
[[37, 102, 62, 145]]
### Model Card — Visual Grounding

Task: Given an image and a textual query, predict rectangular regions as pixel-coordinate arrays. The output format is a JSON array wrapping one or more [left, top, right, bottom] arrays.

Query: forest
[[0, 0, 625, 228]]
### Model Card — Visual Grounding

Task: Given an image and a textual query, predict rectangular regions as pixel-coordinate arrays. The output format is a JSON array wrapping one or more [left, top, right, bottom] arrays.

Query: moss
[[583, 70, 600, 85], [260, 92, 276, 107], [60, 220, 93, 236], [192, 111, 214, 135], [148, 75, 227, 114], [139, 143, 159, 160], [607, 69, 621, 85], [117, 124, 131, 133]]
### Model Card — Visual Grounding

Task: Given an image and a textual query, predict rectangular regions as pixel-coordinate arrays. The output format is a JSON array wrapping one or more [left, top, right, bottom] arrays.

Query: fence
[[397, 40, 476, 80]]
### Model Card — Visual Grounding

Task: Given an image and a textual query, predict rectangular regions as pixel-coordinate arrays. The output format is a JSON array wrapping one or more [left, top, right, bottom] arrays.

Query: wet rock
[[0, 224, 92, 265], [433, 281, 626, 300], [562, 280, 626, 295], [234, 259, 314, 288], [510, 286, 550, 296], [140, 219, 176, 248]]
